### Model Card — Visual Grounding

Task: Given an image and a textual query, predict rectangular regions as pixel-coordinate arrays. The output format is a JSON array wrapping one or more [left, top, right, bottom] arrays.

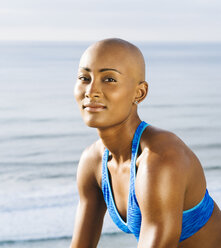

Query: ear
[[134, 81, 148, 104]]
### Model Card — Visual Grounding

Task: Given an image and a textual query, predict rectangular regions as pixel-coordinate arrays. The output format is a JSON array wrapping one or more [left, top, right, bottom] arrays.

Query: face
[[74, 44, 139, 129]]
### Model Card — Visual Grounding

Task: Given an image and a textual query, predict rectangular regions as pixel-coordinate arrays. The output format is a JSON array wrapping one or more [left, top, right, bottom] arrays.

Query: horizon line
[[0, 39, 221, 44]]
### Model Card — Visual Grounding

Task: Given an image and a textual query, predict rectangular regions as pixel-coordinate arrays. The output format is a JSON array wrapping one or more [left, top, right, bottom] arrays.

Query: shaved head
[[75, 38, 148, 128], [79, 38, 146, 84]]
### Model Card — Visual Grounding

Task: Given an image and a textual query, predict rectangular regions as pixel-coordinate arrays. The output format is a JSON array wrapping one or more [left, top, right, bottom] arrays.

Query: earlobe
[[134, 81, 148, 104]]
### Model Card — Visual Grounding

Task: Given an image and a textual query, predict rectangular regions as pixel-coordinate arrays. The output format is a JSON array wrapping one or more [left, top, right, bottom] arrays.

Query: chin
[[81, 109, 133, 129], [83, 116, 108, 128], [83, 116, 129, 130], [85, 121, 100, 128], [83, 115, 122, 129]]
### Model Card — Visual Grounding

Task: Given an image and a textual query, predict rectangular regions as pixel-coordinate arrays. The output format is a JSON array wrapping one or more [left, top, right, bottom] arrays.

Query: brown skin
[[70, 38, 221, 248]]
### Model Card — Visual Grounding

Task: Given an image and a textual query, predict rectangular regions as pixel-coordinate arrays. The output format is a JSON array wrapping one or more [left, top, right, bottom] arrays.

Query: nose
[[85, 79, 102, 99]]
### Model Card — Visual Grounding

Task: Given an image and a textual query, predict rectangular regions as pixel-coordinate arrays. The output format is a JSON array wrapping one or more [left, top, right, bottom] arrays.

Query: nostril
[[85, 90, 101, 98]]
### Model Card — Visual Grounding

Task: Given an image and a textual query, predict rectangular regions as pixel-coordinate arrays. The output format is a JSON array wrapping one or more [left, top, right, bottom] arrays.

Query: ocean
[[0, 41, 221, 247]]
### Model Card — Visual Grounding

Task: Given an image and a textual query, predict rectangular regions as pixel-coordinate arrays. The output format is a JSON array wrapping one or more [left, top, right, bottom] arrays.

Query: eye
[[104, 77, 117, 83], [78, 76, 90, 82]]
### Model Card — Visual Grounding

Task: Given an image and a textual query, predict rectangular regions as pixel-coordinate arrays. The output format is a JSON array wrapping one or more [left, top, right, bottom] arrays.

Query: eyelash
[[103, 77, 117, 83], [78, 76, 117, 83], [78, 76, 89, 81]]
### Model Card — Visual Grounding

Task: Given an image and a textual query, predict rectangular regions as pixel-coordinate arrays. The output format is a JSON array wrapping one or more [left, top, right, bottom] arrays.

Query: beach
[[0, 41, 221, 247]]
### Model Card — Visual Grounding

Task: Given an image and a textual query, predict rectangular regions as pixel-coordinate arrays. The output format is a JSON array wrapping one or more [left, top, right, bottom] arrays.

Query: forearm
[[70, 200, 106, 248], [70, 239, 97, 248], [70, 241, 97, 248]]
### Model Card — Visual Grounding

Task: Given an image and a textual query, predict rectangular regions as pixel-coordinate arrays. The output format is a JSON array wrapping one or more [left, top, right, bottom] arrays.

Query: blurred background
[[0, 0, 221, 247]]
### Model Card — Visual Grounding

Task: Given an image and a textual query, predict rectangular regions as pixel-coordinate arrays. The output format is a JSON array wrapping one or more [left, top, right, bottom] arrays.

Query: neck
[[97, 113, 141, 164]]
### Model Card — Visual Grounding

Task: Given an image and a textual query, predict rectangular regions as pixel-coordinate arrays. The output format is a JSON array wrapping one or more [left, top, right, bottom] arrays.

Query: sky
[[0, 0, 221, 42]]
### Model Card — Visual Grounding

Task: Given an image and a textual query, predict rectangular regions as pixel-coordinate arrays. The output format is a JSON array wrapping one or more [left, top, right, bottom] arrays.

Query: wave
[[0, 231, 122, 245], [204, 165, 221, 171], [1, 132, 89, 142], [0, 235, 72, 245], [0, 200, 74, 214], [0, 117, 72, 124], [0, 161, 78, 167], [191, 143, 221, 150], [142, 102, 221, 109]]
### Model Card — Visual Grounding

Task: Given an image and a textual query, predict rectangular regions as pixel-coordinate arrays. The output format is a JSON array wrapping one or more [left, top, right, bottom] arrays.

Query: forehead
[[79, 44, 132, 73]]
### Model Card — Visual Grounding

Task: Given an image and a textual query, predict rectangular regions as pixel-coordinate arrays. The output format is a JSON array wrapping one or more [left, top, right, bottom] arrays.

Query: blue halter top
[[102, 121, 214, 242]]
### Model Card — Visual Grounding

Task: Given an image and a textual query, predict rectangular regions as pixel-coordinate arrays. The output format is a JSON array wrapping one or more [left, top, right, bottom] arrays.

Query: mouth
[[83, 102, 106, 112]]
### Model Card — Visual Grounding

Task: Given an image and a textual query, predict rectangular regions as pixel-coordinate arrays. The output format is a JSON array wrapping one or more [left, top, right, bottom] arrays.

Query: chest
[[101, 153, 142, 238], [107, 161, 133, 222]]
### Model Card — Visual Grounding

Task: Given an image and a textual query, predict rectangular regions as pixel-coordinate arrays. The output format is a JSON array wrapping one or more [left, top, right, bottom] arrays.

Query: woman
[[70, 38, 221, 248]]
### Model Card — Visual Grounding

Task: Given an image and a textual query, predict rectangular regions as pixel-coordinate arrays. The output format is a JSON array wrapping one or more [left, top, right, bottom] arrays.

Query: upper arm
[[70, 146, 107, 248], [136, 138, 188, 248]]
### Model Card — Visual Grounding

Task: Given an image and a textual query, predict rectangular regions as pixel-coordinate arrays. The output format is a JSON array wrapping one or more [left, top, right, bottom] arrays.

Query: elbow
[[138, 225, 181, 248], [138, 237, 179, 248], [157, 239, 179, 248], [155, 229, 180, 248]]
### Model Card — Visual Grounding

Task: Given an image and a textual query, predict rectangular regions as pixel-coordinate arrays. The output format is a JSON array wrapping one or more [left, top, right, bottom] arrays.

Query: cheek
[[107, 86, 134, 106], [105, 87, 135, 119], [74, 82, 84, 102]]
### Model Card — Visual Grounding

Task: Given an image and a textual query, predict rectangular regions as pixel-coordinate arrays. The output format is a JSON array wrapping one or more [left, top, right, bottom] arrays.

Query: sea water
[[0, 41, 220, 247]]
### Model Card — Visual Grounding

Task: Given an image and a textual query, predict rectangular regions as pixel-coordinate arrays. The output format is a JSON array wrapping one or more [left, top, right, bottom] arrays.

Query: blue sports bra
[[102, 121, 214, 242]]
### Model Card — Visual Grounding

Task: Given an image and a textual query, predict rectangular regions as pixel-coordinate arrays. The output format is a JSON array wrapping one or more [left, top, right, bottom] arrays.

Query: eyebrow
[[80, 67, 122, 74]]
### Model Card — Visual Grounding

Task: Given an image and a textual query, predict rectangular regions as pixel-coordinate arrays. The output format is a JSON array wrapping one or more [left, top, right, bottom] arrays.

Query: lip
[[83, 102, 106, 112]]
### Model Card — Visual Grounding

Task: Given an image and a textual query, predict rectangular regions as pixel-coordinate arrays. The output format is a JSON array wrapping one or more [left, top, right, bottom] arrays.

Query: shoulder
[[135, 124, 207, 221], [77, 139, 104, 192], [135, 126, 190, 244], [140, 125, 192, 168], [136, 125, 192, 193], [78, 139, 104, 169]]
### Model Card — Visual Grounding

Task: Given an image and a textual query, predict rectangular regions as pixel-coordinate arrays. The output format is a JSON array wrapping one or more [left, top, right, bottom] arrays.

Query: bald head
[[75, 38, 148, 127], [79, 38, 146, 83]]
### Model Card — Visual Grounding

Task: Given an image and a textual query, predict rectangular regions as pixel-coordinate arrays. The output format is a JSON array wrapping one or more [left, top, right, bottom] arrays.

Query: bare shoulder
[[137, 125, 196, 193], [77, 139, 104, 196], [134, 126, 188, 227], [139, 125, 192, 171], [78, 139, 104, 171], [137, 124, 206, 208]]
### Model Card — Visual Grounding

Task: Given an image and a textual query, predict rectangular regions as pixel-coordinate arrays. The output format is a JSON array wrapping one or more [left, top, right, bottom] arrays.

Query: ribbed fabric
[[101, 121, 214, 242], [180, 189, 214, 241], [102, 121, 148, 239]]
